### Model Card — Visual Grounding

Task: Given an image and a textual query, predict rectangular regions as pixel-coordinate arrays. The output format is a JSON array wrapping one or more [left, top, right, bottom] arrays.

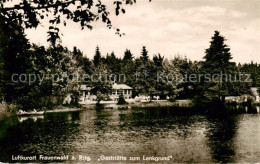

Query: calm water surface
[[0, 107, 260, 163]]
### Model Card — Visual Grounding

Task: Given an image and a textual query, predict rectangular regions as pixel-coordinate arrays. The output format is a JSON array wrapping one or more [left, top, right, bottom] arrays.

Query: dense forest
[[0, 1, 259, 110], [0, 24, 259, 110]]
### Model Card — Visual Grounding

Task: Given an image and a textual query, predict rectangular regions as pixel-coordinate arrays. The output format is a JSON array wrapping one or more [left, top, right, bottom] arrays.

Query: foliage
[[0, 20, 83, 110], [240, 62, 260, 87], [140, 46, 149, 62], [0, 14, 31, 103], [153, 53, 164, 67], [123, 49, 134, 61], [0, 25, 259, 109], [117, 94, 126, 105], [1, 0, 150, 45], [95, 91, 109, 105], [105, 51, 121, 73], [201, 31, 237, 101], [93, 46, 101, 67], [90, 60, 112, 105]]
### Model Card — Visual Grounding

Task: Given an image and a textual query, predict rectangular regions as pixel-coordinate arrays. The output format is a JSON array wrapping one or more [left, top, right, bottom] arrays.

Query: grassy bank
[[126, 100, 192, 108], [131, 101, 178, 108], [99, 100, 193, 111], [108, 99, 260, 115]]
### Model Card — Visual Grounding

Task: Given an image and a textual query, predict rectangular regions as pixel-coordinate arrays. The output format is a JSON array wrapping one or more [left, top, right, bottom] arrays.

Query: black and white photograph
[[0, 0, 260, 163]]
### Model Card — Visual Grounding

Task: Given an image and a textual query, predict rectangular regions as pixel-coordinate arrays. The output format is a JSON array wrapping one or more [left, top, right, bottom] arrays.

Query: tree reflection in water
[[206, 115, 240, 163]]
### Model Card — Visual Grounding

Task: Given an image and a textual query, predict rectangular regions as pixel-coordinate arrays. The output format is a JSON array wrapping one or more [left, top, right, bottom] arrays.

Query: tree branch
[[1, 0, 77, 12]]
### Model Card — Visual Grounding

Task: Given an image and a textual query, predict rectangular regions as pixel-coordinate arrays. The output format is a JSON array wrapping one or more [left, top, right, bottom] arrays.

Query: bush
[[168, 96, 176, 102], [117, 95, 127, 105]]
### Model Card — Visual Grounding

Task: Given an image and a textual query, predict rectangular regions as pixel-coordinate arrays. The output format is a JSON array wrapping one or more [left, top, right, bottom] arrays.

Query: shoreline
[[45, 107, 82, 113], [2, 99, 260, 120]]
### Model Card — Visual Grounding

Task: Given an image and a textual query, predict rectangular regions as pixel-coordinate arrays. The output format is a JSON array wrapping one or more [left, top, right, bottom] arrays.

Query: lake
[[0, 107, 260, 163]]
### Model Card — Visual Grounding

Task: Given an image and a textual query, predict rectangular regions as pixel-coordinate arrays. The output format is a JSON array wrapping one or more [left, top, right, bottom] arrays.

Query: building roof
[[80, 83, 132, 90], [112, 83, 132, 90]]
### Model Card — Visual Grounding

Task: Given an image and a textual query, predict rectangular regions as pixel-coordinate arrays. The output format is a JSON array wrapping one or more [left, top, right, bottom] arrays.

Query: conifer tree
[[203, 31, 233, 71], [202, 31, 236, 101], [140, 46, 149, 62], [93, 46, 101, 67], [123, 49, 133, 60], [153, 53, 164, 67]]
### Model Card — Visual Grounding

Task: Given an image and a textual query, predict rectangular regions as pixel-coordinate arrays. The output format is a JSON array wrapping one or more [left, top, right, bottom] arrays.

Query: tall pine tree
[[123, 49, 133, 60], [140, 46, 149, 62], [202, 31, 236, 101], [203, 31, 233, 71], [93, 46, 101, 67]]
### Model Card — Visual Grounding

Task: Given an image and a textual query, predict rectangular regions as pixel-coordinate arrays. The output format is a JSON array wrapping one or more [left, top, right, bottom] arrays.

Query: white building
[[80, 83, 133, 101], [111, 83, 133, 100]]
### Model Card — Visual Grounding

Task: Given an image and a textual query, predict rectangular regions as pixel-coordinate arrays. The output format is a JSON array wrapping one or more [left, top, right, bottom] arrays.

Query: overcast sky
[[24, 0, 260, 63]]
